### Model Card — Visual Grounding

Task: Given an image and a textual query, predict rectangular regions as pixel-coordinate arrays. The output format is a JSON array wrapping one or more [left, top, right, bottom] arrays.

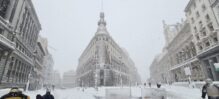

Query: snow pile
[[173, 81, 219, 88], [0, 85, 203, 99], [164, 85, 201, 99]]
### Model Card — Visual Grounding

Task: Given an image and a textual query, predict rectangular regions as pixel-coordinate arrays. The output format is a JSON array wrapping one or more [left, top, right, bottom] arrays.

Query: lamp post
[[95, 70, 98, 88], [0, 51, 9, 84]]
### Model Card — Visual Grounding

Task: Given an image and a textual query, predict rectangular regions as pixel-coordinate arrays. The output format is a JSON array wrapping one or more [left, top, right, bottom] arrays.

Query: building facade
[[149, 49, 171, 83], [62, 70, 76, 88], [150, 20, 206, 83], [43, 53, 54, 87], [210, 0, 219, 23], [185, 0, 219, 81], [0, 0, 41, 88], [29, 36, 46, 90], [52, 70, 61, 88], [76, 12, 140, 87], [150, 0, 219, 83]]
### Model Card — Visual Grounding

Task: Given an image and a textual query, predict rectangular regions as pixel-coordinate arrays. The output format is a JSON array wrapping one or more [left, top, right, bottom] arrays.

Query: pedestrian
[[157, 82, 161, 88], [201, 78, 219, 99], [149, 82, 151, 88], [0, 87, 30, 99], [36, 94, 43, 99], [43, 90, 54, 99]]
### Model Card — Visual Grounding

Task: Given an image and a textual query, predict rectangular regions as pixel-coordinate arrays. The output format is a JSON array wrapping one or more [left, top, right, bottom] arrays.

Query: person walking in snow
[[201, 78, 219, 99], [149, 82, 151, 88], [157, 82, 161, 88], [43, 90, 54, 99], [0, 87, 30, 99], [36, 94, 43, 99]]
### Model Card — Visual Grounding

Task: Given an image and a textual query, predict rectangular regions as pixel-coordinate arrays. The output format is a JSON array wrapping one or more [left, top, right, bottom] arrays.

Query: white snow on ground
[[0, 85, 203, 99], [163, 85, 201, 99]]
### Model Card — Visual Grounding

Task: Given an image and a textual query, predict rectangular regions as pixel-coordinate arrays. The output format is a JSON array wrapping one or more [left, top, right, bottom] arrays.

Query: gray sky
[[32, 0, 189, 81]]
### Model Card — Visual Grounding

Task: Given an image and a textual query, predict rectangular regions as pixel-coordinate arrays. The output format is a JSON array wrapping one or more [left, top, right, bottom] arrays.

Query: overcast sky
[[32, 0, 189, 81]]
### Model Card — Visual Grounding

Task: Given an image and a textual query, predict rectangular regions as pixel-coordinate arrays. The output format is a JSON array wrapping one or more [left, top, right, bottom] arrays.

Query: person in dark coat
[[157, 83, 161, 88], [36, 94, 43, 99], [149, 82, 151, 88], [43, 90, 54, 99], [202, 78, 219, 99]]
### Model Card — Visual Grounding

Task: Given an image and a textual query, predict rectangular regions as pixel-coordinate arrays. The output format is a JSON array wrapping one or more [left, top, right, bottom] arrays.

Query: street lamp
[[95, 70, 98, 88]]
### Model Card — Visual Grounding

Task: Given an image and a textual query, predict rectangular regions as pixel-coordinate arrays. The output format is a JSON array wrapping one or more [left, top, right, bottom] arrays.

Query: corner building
[[76, 12, 140, 87]]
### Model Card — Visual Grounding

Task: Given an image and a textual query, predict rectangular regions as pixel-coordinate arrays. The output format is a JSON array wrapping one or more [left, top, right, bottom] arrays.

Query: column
[[4, 0, 15, 21], [12, 60, 19, 83], [209, 59, 218, 81], [7, 57, 15, 83], [9, 59, 16, 83], [1, 52, 13, 83]]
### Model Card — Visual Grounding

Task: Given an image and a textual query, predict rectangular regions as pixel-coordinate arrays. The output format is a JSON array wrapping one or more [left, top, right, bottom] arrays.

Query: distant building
[[43, 53, 54, 87], [52, 70, 61, 88], [29, 36, 46, 90], [76, 12, 140, 87], [62, 70, 76, 88]]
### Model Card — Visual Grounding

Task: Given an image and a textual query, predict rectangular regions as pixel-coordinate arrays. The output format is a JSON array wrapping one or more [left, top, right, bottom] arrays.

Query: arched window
[[0, 0, 10, 18]]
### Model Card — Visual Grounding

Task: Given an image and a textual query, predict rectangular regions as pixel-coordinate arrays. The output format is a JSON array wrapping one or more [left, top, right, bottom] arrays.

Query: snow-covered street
[[0, 85, 203, 99]]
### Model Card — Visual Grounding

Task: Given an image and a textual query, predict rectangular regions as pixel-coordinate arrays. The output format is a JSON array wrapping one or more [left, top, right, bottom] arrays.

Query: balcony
[[0, 33, 15, 49], [0, 15, 15, 50], [14, 49, 34, 66], [0, 16, 13, 31]]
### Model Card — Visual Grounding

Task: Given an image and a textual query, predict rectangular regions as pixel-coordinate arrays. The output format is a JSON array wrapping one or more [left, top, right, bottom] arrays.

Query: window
[[193, 3, 196, 9], [202, 31, 206, 36], [202, 4, 206, 11], [196, 11, 200, 18], [191, 17, 195, 23], [199, 21, 203, 29], [199, 45, 203, 50], [208, 23, 214, 31], [205, 41, 210, 47], [196, 35, 200, 40], [201, 28, 207, 36], [188, 9, 192, 15], [213, 37, 218, 42], [0, 0, 10, 18], [205, 14, 210, 22], [9, 0, 19, 22], [194, 26, 197, 33]]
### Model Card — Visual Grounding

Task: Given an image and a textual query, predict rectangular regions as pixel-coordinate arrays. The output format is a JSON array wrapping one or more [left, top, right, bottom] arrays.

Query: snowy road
[[0, 86, 202, 99]]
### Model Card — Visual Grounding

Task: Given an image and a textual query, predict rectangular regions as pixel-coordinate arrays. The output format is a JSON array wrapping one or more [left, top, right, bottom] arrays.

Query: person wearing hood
[[0, 87, 30, 99], [43, 90, 54, 99], [202, 78, 219, 99], [36, 94, 43, 99]]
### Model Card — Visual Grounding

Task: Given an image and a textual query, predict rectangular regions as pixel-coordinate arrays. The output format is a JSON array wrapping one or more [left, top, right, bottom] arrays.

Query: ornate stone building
[[166, 20, 205, 82], [150, 0, 219, 83], [0, 0, 41, 88], [76, 12, 140, 87], [185, 0, 219, 81], [150, 20, 206, 83]]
